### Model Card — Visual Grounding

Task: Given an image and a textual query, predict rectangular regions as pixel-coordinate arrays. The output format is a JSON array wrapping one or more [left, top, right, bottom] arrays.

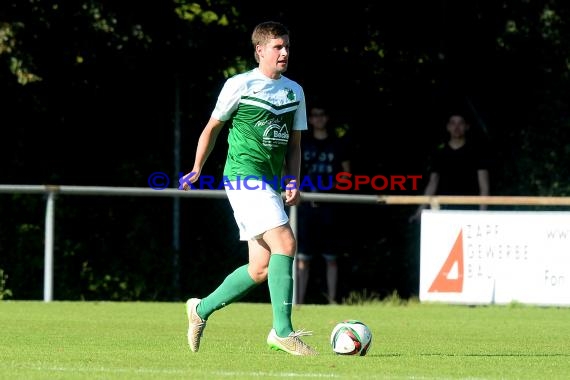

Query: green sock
[[197, 264, 257, 320], [268, 253, 294, 337]]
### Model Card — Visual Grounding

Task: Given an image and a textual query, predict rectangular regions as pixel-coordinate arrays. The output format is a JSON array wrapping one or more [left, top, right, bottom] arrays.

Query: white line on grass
[[15, 365, 187, 375], [13, 365, 340, 378], [214, 372, 340, 378]]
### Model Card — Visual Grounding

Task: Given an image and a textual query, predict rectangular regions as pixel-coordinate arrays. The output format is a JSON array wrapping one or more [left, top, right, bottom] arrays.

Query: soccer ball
[[330, 319, 372, 356]]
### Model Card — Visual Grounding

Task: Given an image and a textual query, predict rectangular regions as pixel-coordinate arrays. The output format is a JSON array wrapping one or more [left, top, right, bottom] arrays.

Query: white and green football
[[330, 319, 372, 356]]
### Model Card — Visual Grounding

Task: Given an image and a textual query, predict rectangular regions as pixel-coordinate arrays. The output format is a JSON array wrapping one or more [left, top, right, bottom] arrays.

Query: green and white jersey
[[212, 68, 307, 189]]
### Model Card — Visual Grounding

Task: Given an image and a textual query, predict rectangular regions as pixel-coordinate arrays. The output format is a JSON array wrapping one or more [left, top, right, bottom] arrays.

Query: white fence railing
[[2, 184, 570, 302]]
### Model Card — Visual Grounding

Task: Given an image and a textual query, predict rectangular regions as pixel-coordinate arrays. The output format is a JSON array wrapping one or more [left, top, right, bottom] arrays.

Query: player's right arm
[[181, 118, 225, 190]]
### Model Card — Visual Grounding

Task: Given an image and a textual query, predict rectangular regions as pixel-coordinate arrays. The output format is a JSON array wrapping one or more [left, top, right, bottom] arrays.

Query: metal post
[[172, 79, 182, 298], [44, 190, 55, 302]]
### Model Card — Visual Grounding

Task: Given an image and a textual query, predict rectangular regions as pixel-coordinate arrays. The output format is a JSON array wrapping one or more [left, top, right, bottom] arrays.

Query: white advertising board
[[419, 210, 570, 306]]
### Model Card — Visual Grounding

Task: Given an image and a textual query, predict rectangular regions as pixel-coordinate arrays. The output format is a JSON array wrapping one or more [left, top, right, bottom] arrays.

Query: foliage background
[[1, 0, 569, 301]]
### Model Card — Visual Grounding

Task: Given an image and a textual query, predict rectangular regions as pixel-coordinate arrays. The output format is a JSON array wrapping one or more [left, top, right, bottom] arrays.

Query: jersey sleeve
[[292, 86, 308, 131], [211, 76, 243, 121]]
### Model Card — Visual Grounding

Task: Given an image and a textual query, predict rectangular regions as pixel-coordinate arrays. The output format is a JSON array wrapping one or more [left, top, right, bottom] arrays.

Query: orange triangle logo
[[428, 229, 464, 292]]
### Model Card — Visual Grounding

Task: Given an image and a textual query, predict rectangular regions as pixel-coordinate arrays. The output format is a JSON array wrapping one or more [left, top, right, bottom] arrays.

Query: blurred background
[[1, 0, 569, 302]]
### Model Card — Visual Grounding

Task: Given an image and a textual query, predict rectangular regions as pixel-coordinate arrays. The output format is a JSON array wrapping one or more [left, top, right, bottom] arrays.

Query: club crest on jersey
[[285, 87, 295, 101], [263, 124, 289, 147]]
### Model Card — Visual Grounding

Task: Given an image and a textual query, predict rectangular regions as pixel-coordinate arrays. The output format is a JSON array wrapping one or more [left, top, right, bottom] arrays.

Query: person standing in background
[[409, 112, 490, 223], [296, 101, 352, 304]]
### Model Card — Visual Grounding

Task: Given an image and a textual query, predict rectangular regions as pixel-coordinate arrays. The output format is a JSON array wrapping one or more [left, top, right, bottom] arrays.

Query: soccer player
[[180, 21, 317, 356]]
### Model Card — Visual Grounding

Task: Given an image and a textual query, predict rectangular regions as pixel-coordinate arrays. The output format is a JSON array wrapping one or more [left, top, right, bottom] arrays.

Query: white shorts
[[225, 180, 289, 241]]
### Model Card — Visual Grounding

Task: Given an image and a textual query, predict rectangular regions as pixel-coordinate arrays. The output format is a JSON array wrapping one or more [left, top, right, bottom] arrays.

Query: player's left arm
[[284, 130, 302, 206], [338, 135, 352, 178], [477, 168, 490, 210]]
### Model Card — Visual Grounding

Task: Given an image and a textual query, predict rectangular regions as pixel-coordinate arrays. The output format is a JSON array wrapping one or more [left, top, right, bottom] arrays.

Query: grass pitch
[[0, 300, 569, 379]]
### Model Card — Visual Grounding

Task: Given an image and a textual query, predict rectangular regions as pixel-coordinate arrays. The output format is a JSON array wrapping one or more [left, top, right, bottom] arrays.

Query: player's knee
[[284, 239, 297, 255], [249, 266, 268, 283]]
